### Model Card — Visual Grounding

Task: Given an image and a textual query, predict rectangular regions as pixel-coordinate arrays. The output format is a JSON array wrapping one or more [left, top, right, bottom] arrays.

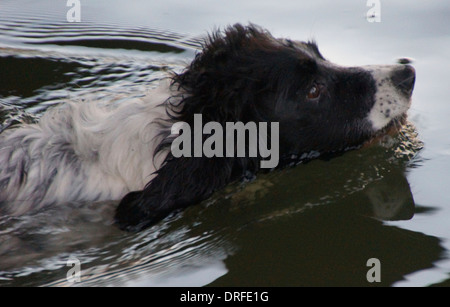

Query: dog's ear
[[114, 156, 235, 232]]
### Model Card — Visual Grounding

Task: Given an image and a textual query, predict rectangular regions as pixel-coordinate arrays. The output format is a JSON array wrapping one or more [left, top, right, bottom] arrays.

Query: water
[[0, 0, 449, 287]]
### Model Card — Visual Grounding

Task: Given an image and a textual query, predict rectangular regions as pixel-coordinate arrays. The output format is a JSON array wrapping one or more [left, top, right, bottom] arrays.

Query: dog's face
[[173, 24, 415, 163], [256, 40, 416, 160]]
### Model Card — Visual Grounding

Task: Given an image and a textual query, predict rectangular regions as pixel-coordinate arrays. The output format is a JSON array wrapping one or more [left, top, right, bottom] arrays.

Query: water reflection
[[209, 204, 443, 287], [201, 126, 441, 286], [0, 126, 438, 286], [364, 170, 414, 221]]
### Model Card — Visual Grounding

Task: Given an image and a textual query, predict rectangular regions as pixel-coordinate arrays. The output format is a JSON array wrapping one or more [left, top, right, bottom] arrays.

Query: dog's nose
[[391, 64, 416, 96]]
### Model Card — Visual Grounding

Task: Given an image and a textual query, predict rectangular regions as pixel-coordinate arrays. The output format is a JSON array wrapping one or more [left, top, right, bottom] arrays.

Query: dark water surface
[[0, 0, 449, 287]]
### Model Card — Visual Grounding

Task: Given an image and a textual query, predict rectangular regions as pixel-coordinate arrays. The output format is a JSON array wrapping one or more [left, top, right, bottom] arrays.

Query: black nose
[[391, 64, 416, 96]]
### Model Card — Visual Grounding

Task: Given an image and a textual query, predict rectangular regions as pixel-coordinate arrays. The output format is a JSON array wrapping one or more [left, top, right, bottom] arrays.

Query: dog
[[0, 24, 415, 231]]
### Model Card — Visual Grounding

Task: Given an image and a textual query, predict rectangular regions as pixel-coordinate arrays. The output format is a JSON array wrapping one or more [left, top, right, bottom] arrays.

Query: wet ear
[[114, 156, 235, 232]]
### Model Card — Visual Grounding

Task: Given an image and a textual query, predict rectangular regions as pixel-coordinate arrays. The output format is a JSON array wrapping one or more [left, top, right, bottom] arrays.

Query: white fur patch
[[365, 65, 412, 131], [0, 79, 175, 215]]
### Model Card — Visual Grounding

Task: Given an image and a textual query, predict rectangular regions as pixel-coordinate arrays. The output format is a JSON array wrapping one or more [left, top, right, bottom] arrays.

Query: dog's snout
[[391, 64, 416, 96]]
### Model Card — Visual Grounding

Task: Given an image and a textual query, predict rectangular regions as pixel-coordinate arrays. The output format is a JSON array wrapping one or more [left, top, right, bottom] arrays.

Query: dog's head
[[171, 23, 415, 161], [115, 24, 416, 231]]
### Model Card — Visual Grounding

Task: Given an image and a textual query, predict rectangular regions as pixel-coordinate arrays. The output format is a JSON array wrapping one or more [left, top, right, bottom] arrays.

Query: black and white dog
[[0, 24, 415, 231]]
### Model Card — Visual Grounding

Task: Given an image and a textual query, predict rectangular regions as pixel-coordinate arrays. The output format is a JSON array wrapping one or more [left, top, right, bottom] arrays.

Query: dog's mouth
[[363, 113, 408, 148]]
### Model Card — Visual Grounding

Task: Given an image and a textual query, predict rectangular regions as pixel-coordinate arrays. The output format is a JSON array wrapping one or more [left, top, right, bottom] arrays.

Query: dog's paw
[[114, 191, 165, 232]]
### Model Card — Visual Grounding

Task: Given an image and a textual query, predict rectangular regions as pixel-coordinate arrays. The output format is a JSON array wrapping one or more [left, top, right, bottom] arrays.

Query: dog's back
[[0, 80, 172, 215]]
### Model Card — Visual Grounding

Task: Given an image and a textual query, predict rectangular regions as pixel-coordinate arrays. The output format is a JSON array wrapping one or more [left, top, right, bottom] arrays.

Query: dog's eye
[[307, 84, 321, 100]]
